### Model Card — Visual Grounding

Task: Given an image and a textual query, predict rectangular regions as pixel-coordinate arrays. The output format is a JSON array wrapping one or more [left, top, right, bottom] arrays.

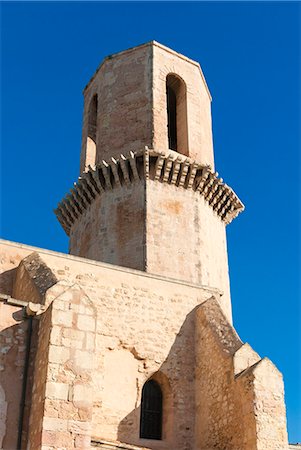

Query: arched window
[[166, 74, 188, 155], [85, 94, 98, 167], [140, 379, 162, 440], [88, 94, 98, 142]]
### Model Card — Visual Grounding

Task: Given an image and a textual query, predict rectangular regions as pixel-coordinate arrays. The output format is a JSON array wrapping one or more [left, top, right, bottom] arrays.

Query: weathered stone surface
[[195, 297, 289, 450], [0, 40, 290, 450], [0, 239, 290, 449], [80, 41, 213, 171], [57, 41, 244, 322], [13, 252, 58, 304]]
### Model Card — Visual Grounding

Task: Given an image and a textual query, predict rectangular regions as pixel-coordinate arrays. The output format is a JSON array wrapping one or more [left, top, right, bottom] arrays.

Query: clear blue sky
[[1, 1, 300, 442]]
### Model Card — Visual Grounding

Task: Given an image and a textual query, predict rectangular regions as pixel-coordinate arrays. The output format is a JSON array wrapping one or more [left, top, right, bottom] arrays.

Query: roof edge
[[83, 40, 212, 101], [0, 238, 223, 295]]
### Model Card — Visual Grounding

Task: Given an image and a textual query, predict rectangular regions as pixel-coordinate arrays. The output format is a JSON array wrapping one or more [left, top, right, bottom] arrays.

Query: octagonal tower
[[56, 41, 244, 322]]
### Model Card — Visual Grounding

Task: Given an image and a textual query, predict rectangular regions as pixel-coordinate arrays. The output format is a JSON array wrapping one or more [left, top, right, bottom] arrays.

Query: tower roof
[[83, 40, 212, 101]]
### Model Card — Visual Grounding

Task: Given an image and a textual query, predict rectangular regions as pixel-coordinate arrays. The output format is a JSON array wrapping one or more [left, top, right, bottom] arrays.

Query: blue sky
[[1, 1, 300, 442]]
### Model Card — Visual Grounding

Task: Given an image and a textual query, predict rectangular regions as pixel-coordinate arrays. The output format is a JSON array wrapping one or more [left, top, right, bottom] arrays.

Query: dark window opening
[[167, 84, 177, 151], [85, 94, 98, 168], [88, 94, 98, 143], [140, 379, 162, 440], [166, 74, 188, 156]]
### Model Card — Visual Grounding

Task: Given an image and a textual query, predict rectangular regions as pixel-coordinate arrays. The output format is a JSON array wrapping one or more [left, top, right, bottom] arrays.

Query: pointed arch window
[[140, 379, 162, 440], [166, 74, 188, 156]]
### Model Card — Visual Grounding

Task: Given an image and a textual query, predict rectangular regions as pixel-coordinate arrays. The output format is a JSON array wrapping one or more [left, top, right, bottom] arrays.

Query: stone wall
[[70, 160, 232, 321], [67, 41, 235, 326], [0, 241, 289, 450], [68, 174, 232, 322], [195, 297, 289, 450], [89, 275, 211, 450], [69, 181, 146, 272], [0, 243, 29, 296], [27, 282, 97, 450], [80, 41, 214, 173], [80, 44, 152, 172], [27, 302, 52, 449], [0, 241, 218, 449], [152, 43, 214, 168], [0, 301, 28, 449], [146, 180, 231, 320], [236, 358, 289, 450]]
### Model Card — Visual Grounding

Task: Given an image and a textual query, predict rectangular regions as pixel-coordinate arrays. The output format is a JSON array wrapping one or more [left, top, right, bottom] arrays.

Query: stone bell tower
[[55, 41, 244, 322]]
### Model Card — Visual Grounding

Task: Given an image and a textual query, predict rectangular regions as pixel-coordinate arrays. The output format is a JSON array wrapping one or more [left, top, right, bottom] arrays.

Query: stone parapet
[[55, 148, 244, 235]]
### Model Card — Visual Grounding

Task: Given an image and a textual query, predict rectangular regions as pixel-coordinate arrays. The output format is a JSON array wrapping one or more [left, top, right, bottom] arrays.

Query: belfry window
[[85, 94, 98, 167], [166, 81, 177, 150], [140, 379, 162, 440], [88, 94, 98, 144], [166, 74, 188, 155]]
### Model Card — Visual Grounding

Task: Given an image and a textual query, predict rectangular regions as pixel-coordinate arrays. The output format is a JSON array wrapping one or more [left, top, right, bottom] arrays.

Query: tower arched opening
[[166, 74, 188, 156], [86, 94, 98, 168]]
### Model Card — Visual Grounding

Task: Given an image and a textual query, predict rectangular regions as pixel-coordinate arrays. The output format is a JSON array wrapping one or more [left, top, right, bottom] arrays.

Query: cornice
[[55, 148, 244, 236]]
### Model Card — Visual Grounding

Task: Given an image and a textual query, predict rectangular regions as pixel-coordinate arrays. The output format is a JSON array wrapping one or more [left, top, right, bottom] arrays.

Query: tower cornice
[[55, 148, 244, 236]]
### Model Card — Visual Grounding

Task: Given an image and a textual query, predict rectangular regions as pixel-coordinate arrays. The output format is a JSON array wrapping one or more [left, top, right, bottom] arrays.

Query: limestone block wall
[[235, 358, 289, 450], [67, 167, 232, 322], [34, 248, 215, 449], [27, 301, 52, 449], [12, 252, 58, 303], [0, 243, 30, 296], [80, 41, 214, 174], [195, 298, 289, 450], [0, 249, 52, 450], [69, 181, 146, 271], [89, 275, 214, 450], [152, 43, 214, 168], [146, 180, 231, 320], [0, 241, 220, 450], [0, 241, 290, 450], [0, 302, 28, 449], [27, 282, 97, 450], [80, 44, 152, 172]]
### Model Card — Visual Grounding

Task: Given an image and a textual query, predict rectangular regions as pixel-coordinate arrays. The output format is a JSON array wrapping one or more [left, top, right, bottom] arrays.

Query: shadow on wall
[[0, 317, 34, 450], [116, 308, 198, 450], [0, 268, 17, 297], [0, 265, 40, 450]]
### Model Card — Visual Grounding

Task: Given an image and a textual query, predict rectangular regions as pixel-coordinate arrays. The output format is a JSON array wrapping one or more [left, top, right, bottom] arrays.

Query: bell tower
[[55, 41, 244, 322]]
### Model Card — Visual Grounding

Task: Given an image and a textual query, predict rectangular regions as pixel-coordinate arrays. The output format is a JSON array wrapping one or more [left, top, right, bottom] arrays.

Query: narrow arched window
[[166, 74, 188, 155], [166, 81, 177, 151], [85, 94, 98, 167], [88, 94, 98, 143], [140, 379, 162, 440]]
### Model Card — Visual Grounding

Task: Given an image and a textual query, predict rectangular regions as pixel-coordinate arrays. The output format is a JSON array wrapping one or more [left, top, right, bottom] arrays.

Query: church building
[[0, 41, 289, 449]]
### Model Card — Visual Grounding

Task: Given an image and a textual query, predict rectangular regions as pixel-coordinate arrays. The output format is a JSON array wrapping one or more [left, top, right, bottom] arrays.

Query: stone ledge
[[0, 293, 28, 307], [0, 239, 223, 294], [91, 438, 151, 450], [55, 148, 244, 235]]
